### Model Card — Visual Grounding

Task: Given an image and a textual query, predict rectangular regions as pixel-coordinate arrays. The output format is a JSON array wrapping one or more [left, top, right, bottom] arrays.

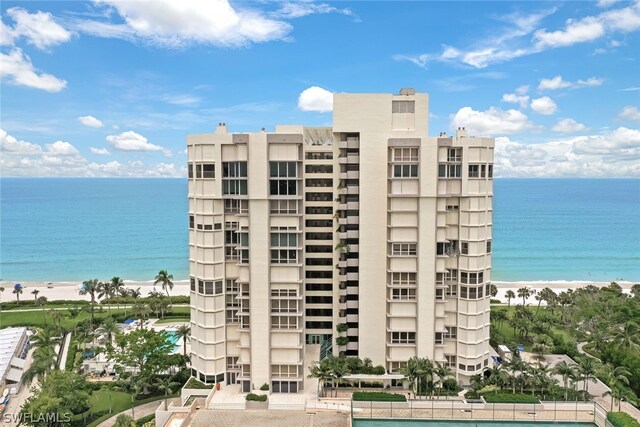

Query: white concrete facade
[[187, 89, 494, 392]]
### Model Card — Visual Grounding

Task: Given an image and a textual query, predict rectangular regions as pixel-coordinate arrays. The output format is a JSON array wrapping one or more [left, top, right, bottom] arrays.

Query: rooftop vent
[[399, 88, 416, 95]]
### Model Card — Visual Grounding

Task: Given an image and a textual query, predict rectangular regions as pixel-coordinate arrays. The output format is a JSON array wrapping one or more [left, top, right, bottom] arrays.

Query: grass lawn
[[155, 317, 190, 324], [90, 390, 132, 414], [0, 306, 190, 329]]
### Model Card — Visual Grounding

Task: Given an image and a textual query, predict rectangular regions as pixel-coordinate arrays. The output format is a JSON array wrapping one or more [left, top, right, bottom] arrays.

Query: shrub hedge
[[246, 393, 267, 402], [607, 412, 640, 427], [136, 414, 155, 426], [482, 392, 540, 404], [184, 378, 213, 389], [101, 296, 189, 305], [352, 392, 407, 402]]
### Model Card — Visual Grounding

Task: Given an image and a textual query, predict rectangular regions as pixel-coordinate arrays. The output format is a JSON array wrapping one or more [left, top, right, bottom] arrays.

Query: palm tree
[[612, 321, 640, 353], [98, 281, 114, 314], [308, 358, 334, 398], [599, 364, 632, 410], [0, 286, 5, 301], [578, 357, 599, 395], [535, 287, 557, 314], [13, 283, 23, 304], [553, 361, 577, 401], [80, 279, 101, 328], [31, 289, 40, 303], [49, 309, 62, 331], [154, 270, 175, 305], [174, 324, 191, 357], [517, 287, 531, 306], [399, 358, 419, 399], [97, 317, 120, 344], [433, 361, 453, 397], [507, 358, 527, 394], [505, 290, 515, 309], [22, 346, 58, 385], [132, 303, 151, 329], [36, 296, 48, 325], [110, 277, 125, 304], [330, 357, 349, 398], [113, 414, 135, 427], [154, 377, 180, 410]]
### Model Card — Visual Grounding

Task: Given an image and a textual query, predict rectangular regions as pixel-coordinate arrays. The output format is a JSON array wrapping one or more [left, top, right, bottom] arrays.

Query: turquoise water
[[353, 421, 596, 426], [166, 331, 181, 345], [1, 178, 638, 282]]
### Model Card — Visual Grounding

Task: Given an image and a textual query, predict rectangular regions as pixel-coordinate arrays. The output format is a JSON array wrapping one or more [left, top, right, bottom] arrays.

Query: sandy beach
[[0, 280, 191, 302], [1, 279, 634, 305]]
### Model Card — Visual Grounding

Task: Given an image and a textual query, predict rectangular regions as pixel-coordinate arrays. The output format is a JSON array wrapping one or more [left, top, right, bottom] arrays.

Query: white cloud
[[501, 93, 530, 108], [530, 96, 558, 115], [73, 0, 292, 47], [106, 130, 167, 152], [552, 118, 588, 133], [619, 106, 640, 121], [396, 2, 640, 69], [298, 86, 333, 112], [451, 106, 533, 135], [5, 7, 72, 50], [272, 2, 357, 20], [538, 75, 572, 90], [538, 75, 604, 90], [515, 85, 529, 95], [78, 115, 104, 128], [90, 147, 110, 155], [597, 0, 621, 8], [494, 127, 640, 177], [0, 48, 67, 92], [160, 94, 201, 106], [0, 128, 184, 177]]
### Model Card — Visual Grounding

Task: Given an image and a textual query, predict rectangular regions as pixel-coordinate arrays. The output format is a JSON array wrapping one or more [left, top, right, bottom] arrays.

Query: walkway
[[577, 342, 599, 360], [58, 332, 72, 369], [98, 398, 178, 427]]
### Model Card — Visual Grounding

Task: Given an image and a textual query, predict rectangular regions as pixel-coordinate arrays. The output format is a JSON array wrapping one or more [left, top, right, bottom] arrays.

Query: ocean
[[1, 178, 638, 282]]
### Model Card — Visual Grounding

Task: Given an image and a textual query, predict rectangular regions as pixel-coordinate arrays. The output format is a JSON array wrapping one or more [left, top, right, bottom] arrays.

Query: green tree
[[599, 364, 632, 410], [13, 283, 23, 304], [578, 357, 599, 395], [155, 377, 180, 410], [612, 321, 640, 353], [490, 283, 498, 298], [154, 270, 175, 305], [113, 414, 136, 427], [517, 287, 531, 306], [31, 289, 40, 302], [531, 334, 554, 361], [36, 296, 48, 325], [107, 329, 174, 394], [174, 324, 191, 357], [308, 358, 334, 398], [20, 371, 91, 426], [433, 361, 453, 397], [79, 279, 101, 328], [132, 303, 151, 329], [97, 317, 120, 344], [553, 361, 577, 401], [505, 290, 515, 308], [399, 357, 420, 399]]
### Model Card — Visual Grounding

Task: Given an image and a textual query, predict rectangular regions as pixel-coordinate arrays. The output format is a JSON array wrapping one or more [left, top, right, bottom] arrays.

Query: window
[[271, 380, 298, 393], [391, 272, 417, 286], [224, 199, 248, 214], [488, 164, 493, 178], [195, 164, 202, 179], [269, 162, 298, 196], [486, 240, 492, 254], [435, 332, 444, 345], [461, 271, 484, 284], [271, 316, 299, 330], [202, 164, 215, 179], [306, 270, 332, 279], [271, 232, 298, 247], [305, 192, 332, 202], [305, 219, 332, 228], [188, 164, 193, 179], [392, 100, 415, 113], [305, 178, 332, 188], [305, 152, 333, 160], [393, 147, 419, 162], [222, 162, 248, 195], [461, 242, 469, 255], [439, 163, 462, 178], [390, 332, 416, 344], [305, 164, 333, 174], [480, 164, 486, 178], [435, 288, 445, 300], [391, 243, 417, 256], [447, 148, 462, 162], [271, 299, 298, 313], [460, 285, 484, 300], [468, 164, 480, 178], [446, 204, 459, 211], [190, 277, 195, 292], [391, 288, 416, 300], [226, 280, 240, 323], [444, 326, 457, 339], [393, 164, 419, 178], [271, 249, 298, 264], [437, 241, 459, 256], [189, 215, 194, 229], [305, 206, 332, 215], [271, 365, 300, 378], [444, 355, 456, 368], [270, 199, 298, 214]]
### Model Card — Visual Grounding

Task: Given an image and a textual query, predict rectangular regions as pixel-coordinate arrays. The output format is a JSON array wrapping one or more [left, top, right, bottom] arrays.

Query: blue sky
[[1, 0, 639, 177]]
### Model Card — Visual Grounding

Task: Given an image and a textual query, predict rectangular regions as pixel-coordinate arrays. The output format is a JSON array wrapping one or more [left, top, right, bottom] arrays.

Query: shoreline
[[1, 279, 635, 306]]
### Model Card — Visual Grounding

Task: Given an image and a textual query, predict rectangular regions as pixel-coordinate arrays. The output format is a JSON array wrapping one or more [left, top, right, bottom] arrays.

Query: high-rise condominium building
[[187, 89, 494, 393]]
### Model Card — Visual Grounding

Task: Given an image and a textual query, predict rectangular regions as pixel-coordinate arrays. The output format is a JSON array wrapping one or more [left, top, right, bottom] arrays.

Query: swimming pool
[[165, 331, 181, 345], [353, 421, 596, 427]]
